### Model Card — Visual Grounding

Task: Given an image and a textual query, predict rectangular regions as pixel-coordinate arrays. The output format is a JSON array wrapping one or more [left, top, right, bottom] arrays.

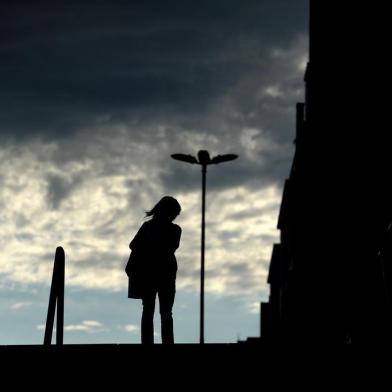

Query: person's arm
[[129, 223, 148, 250], [170, 225, 182, 253]]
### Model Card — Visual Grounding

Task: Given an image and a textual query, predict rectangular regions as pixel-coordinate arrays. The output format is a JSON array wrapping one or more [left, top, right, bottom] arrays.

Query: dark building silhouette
[[265, 1, 392, 343]]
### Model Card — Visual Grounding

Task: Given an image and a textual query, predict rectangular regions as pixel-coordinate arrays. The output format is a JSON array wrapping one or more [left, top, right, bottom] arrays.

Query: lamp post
[[171, 150, 238, 344]]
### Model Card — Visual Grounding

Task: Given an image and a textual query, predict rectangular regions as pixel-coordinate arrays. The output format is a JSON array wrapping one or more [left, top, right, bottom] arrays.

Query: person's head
[[145, 196, 181, 222]]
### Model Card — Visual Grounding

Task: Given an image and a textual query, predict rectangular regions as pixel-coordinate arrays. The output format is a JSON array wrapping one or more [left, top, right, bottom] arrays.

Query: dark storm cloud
[[46, 173, 79, 209], [0, 0, 308, 140]]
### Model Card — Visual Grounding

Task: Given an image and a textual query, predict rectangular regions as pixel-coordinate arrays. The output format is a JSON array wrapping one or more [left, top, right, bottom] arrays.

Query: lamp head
[[171, 154, 198, 164], [197, 150, 211, 165], [210, 154, 239, 164]]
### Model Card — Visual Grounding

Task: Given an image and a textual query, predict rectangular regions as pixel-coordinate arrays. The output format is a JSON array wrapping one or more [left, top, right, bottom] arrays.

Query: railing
[[44, 247, 65, 346]]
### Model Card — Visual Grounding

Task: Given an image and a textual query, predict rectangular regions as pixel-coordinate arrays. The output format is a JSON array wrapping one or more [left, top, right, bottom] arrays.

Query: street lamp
[[171, 150, 238, 344]]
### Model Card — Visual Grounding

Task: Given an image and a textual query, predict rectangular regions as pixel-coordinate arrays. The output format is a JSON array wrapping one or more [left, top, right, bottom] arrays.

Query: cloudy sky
[[0, 0, 308, 344]]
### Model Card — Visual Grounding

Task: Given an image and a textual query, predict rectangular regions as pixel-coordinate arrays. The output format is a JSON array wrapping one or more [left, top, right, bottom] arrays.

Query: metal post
[[44, 246, 65, 346], [44, 261, 57, 345], [200, 164, 206, 344], [56, 249, 65, 345], [171, 150, 237, 345]]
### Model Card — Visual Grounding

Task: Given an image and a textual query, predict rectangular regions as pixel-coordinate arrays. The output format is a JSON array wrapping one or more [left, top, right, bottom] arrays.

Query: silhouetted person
[[126, 196, 182, 344]]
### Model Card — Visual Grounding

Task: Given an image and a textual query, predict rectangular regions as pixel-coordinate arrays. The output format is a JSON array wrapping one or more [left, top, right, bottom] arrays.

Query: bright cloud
[[0, 123, 283, 302], [120, 324, 140, 334], [10, 301, 33, 310], [64, 320, 106, 333], [37, 320, 106, 333]]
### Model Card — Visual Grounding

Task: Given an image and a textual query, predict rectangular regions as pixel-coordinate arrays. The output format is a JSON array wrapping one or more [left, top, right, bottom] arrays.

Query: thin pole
[[44, 260, 57, 345], [200, 164, 207, 344], [56, 248, 65, 345], [44, 246, 65, 346]]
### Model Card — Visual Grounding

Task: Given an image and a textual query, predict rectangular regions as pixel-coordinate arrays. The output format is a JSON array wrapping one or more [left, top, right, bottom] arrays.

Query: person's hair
[[145, 196, 181, 221]]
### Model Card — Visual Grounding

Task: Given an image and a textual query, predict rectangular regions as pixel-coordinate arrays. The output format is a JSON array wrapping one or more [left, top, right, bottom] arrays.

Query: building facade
[[264, 1, 392, 343]]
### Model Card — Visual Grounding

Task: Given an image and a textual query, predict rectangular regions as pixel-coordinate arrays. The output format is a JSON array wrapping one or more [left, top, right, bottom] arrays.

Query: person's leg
[[158, 280, 176, 344], [141, 291, 156, 344]]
